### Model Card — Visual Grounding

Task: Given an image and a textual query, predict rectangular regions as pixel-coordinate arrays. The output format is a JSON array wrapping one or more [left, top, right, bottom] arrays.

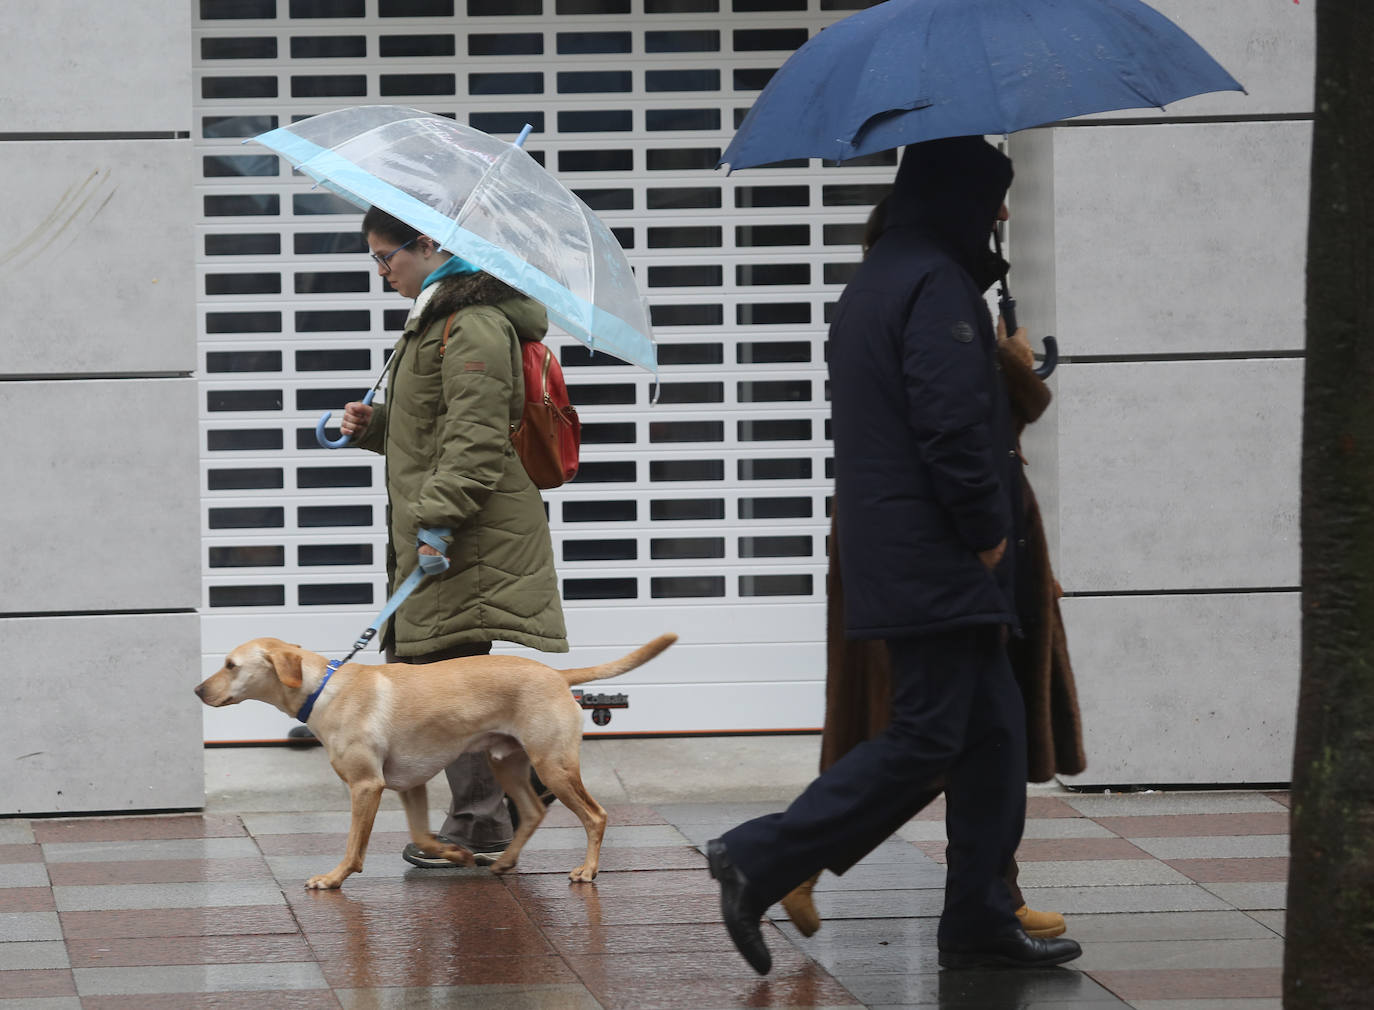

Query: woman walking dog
[[341, 207, 567, 868]]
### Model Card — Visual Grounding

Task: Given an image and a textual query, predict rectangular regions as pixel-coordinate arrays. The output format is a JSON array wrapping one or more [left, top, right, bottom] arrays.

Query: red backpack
[[441, 315, 581, 489]]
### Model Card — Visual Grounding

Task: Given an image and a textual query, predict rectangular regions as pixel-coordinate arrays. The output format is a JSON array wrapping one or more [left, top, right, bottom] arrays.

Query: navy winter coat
[[830, 136, 1024, 639]]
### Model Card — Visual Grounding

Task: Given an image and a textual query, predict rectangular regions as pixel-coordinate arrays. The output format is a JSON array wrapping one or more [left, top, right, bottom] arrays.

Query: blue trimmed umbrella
[[253, 106, 654, 373], [720, 0, 1244, 171]]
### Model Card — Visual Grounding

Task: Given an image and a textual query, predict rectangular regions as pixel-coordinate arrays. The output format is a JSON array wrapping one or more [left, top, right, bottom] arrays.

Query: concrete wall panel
[[1049, 122, 1310, 357], [1004, 128, 1062, 571], [0, 140, 195, 375], [2, 613, 204, 814], [1, 379, 200, 613], [0, 2, 190, 133], [1060, 593, 1299, 786], [1081, 0, 1314, 119], [1055, 359, 1300, 593]]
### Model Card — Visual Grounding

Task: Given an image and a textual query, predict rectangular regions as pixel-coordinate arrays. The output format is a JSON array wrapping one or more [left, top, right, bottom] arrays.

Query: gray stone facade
[[1, 2, 203, 813]]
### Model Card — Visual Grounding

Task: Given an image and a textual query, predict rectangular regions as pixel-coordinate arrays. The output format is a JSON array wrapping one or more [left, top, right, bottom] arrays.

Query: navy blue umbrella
[[720, 0, 1244, 171]]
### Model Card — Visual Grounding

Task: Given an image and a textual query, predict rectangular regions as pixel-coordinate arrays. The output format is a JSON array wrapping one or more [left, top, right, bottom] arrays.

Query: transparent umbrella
[[253, 105, 654, 373]]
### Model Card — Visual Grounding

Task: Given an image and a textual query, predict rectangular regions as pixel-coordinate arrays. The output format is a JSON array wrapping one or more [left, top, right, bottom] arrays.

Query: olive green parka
[[354, 271, 567, 656]]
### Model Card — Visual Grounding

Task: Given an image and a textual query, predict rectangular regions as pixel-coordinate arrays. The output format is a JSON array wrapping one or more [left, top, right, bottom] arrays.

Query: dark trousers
[[722, 625, 1027, 943], [386, 640, 513, 851]]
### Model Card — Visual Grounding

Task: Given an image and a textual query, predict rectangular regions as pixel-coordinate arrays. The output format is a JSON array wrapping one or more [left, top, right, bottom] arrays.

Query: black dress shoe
[[706, 838, 772, 975], [938, 929, 1082, 969]]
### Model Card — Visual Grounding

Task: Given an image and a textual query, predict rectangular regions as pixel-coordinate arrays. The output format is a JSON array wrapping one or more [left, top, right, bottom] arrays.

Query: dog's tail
[[559, 633, 678, 687]]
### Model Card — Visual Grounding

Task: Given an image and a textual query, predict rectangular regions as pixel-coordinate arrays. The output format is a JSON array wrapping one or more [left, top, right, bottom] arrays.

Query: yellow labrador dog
[[195, 634, 676, 890]]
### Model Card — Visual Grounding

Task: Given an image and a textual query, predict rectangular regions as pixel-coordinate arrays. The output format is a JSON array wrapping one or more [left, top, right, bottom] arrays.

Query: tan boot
[[1016, 904, 1066, 938], [780, 872, 822, 937]]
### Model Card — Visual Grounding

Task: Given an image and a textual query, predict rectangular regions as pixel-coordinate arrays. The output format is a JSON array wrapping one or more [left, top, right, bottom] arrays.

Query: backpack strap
[[508, 330, 526, 432], [439, 313, 457, 357]]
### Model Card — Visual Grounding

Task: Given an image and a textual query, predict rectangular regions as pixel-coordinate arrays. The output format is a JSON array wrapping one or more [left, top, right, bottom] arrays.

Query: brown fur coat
[[821, 337, 1086, 782]]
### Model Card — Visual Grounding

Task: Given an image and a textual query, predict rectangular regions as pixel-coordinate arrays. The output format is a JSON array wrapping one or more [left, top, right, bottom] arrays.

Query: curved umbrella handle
[[1033, 336, 1059, 379], [315, 388, 376, 449]]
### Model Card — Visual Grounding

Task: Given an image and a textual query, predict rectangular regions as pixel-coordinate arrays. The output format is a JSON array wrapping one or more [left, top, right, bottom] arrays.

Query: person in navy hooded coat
[[706, 136, 1082, 973]]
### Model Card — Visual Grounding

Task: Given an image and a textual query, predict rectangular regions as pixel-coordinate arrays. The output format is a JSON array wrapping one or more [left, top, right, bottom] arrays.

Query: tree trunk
[[1285, 3, 1374, 1007]]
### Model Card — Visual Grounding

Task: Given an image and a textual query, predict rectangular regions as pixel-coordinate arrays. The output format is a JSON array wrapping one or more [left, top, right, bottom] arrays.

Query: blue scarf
[[422, 254, 480, 290]]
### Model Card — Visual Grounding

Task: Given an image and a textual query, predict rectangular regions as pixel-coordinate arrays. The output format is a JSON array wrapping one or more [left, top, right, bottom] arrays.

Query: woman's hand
[[341, 401, 373, 436], [978, 538, 1007, 570], [996, 315, 1034, 369]]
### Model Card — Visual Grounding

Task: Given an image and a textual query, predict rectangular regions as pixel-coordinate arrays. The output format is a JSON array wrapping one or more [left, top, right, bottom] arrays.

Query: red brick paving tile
[[569, 944, 857, 1010], [911, 796, 947, 821], [1165, 856, 1291, 883], [504, 868, 709, 899], [285, 875, 516, 909], [48, 857, 275, 886], [253, 831, 410, 856], [1093, 812, 1291, 838], [915, 840, 947, 862], [1090, 967, 1282, 1000], [0, 968, 76, 998], [59, 905, 300, 940], [66, 933, 315, 968], [544, 921, 742, 956], [1013, 837, 1152, 862], [81, 993, 342, 1010], [315, 952, 577, 988], [0, 843, 43, 863], [514, 845, 706, 874], [31, 814, 245, 843], [0, 886, 56, 912], [303, 917, 553, 958], [516, 889, 722, 927], [287, 879, 523, 934], [1025, 796, 1085, 818], [911, 794, 1081, 822]]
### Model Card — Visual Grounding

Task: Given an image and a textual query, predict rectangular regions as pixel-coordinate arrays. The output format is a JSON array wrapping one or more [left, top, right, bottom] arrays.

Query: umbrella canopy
[[254, 106, 655, 373], [721, 0, 1244, 171]]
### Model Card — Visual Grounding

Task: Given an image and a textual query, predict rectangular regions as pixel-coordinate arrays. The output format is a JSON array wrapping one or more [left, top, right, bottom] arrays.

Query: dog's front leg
[[399, 783, 474, 866], [305, 777, 384, 889]]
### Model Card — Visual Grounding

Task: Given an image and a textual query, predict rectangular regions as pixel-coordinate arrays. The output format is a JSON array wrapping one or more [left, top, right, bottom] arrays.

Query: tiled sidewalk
[[1, 789, 1287, 1009]]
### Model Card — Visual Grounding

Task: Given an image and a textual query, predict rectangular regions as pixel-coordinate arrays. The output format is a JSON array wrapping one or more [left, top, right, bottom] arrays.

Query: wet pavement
[[0, 739, 1287, 1009]]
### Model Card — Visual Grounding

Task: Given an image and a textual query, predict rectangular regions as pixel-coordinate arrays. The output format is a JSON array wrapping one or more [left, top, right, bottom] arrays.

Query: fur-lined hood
[[406, 271, 548, 343]]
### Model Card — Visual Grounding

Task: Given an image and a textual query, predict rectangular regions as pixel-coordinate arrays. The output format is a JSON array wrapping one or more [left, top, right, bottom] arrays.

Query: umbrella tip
[[514, 124, 533, 148]]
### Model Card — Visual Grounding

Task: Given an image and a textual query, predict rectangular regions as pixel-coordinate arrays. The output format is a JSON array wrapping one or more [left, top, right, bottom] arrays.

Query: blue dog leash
[[295, 527, 452, 722]]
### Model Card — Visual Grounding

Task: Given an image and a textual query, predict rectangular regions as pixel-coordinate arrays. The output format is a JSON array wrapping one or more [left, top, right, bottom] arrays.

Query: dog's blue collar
[[296, 659, 341, 723]]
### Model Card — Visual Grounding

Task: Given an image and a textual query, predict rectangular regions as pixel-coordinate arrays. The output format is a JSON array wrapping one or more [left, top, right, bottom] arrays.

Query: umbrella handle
[[315, 388, 376, 449], [1034, 336, 1059, 379], [998, 292, 1018, 337]]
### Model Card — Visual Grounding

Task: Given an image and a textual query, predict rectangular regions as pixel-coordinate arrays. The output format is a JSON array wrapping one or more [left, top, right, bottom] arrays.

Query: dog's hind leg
[[306, 777, 384, 890], [399, 784, 475, 867], [531, 756, 607, 883], [486, 749, 543, 875]]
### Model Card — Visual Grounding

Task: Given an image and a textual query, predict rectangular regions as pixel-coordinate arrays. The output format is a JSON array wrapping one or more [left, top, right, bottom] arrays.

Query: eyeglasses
[[369, 237, 417, 274]]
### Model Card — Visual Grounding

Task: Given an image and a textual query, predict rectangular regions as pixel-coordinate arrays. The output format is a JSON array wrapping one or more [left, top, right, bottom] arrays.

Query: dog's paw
[[440, 845, 476, 867], [568, 864, 598, 883], [304, 874, 343, 890]]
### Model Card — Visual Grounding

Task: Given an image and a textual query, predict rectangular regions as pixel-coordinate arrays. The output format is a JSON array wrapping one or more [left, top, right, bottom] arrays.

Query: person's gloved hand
[[996, 315, 1034, 370], [416, 527, 451, 575]]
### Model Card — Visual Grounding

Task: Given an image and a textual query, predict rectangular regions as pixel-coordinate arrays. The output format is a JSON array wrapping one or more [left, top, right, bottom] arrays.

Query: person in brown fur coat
[[781, 200, 1087, 939]]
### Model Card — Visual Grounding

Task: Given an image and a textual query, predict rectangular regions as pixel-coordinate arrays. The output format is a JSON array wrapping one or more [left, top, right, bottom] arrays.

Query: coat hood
[[409, 271, 549, 343], [884, 136, 1013, 289]]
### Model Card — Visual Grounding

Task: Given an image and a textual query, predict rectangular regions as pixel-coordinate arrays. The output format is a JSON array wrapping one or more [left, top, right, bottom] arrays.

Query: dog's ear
[[267, 648, 303, 689]]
